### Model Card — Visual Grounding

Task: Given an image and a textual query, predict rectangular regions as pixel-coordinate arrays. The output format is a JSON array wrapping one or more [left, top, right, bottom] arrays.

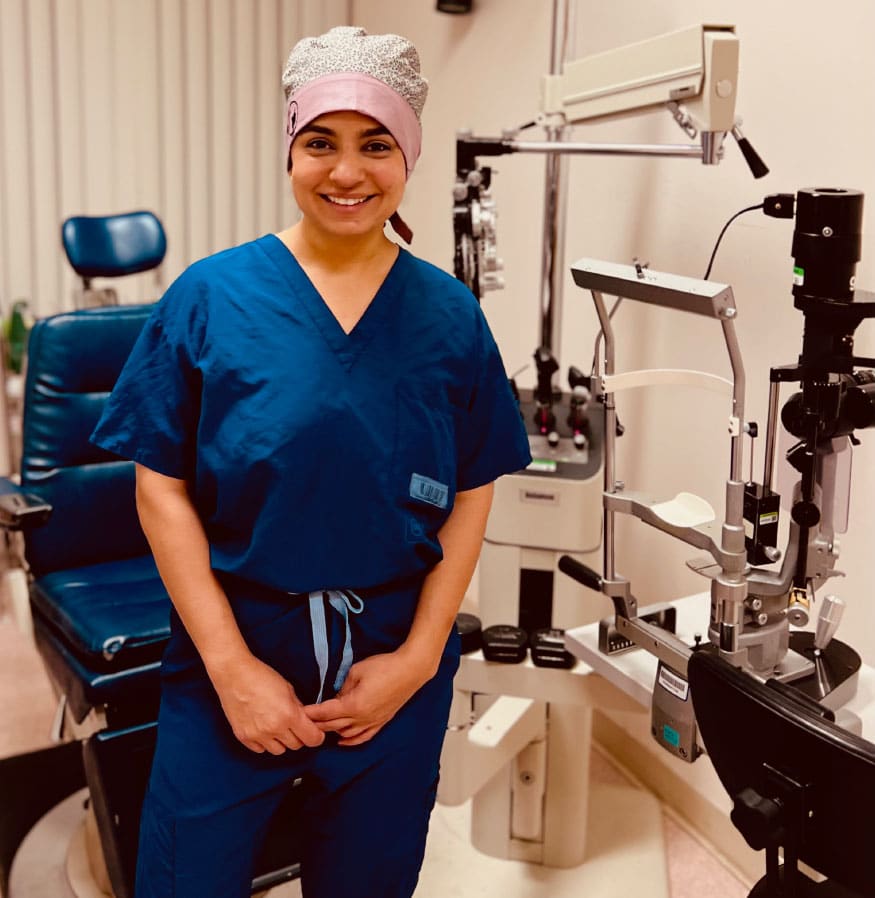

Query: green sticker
[[528, 458, 557, 473], [663, 725, 680, 748], [793, 265, 805, 286]]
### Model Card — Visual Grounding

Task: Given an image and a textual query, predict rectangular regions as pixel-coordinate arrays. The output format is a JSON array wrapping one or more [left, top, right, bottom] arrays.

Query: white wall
[[0, 0, 349, 317], [352, 0, 875, 667]]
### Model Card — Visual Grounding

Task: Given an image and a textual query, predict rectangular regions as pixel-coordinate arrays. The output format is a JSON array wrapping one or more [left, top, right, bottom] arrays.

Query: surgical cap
[[282, 26, 428, 178]]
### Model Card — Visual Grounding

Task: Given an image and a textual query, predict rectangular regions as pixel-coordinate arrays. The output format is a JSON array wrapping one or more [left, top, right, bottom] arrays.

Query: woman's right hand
[[209, 653, 325, 755]]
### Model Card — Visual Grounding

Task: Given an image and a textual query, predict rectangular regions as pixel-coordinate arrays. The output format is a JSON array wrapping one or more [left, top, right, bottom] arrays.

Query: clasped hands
[[212, 649, 432, 755]]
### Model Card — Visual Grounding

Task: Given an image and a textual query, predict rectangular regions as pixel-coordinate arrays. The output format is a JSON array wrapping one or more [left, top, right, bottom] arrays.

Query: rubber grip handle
[[558, 555, 603, 592], [737, 137, 769, 179]]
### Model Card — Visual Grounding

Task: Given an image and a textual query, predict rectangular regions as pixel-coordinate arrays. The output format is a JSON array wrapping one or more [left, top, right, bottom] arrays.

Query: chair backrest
[[61, 212, 167, 281], [20, 305, 154, 577], [690, 648, 875, 896]]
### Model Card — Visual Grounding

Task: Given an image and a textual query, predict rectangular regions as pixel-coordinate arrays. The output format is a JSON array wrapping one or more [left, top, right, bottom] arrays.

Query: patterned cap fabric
[[282, 26, 427, 118]]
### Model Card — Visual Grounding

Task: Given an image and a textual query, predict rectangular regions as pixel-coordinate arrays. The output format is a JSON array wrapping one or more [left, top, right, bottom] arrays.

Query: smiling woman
[[280, 110, 408, 331], [286, 111, 407, 269], [89, 24, 531, 898]]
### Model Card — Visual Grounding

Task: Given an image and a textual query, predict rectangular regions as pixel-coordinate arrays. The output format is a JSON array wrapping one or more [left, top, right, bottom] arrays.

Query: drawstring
[[307, 590, 364, 704]]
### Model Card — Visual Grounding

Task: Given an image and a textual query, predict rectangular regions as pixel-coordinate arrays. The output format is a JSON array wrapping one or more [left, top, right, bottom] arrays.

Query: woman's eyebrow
[[299, 124, 391, 138], [299, 124, 335, 136]]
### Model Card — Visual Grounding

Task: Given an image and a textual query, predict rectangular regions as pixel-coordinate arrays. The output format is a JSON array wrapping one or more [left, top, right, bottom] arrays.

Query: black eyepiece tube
[[791, 188, 864, 304]]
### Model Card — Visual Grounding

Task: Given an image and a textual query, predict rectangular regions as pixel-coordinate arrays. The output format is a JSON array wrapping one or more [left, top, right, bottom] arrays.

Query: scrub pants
[[135, 573, 460, 898]]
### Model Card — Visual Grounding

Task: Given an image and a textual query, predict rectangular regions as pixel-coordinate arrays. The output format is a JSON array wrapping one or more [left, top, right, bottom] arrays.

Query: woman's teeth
[[327, 196, 368, 206]]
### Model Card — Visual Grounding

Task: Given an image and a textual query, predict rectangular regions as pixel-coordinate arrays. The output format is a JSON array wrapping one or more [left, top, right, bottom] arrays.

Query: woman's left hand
[[303, 650, 432, 746]]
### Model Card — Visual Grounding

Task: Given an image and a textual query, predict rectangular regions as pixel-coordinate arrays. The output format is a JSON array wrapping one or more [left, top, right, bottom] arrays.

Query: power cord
[[704, 193, 796, 280], [703, 203, 763, 279]]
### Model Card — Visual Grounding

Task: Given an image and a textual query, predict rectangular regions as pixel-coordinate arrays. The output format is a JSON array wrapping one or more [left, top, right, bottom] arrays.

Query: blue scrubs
[[91, 235, 531, 898]]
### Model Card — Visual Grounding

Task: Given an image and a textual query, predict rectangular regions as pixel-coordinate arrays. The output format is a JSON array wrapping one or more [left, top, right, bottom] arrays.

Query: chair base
[[0, 741, 85, 896], [1, 728, 304, 898], [749, 869, 864, 897], [8, 790, 299, 898]]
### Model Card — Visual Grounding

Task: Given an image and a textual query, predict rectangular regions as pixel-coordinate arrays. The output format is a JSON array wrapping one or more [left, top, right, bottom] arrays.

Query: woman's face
[[289, 110, 407, 241]]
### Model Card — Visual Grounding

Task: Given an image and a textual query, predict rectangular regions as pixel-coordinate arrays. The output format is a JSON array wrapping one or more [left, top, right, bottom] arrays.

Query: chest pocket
[[393, 383, 457, 539]]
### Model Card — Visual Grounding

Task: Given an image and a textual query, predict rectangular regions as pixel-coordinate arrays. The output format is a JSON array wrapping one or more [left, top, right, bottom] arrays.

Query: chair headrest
[[62, 211, 167, 279]]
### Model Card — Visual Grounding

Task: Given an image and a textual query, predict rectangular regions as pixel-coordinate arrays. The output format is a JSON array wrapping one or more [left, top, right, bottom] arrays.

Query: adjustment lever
[[568, 365, 592, 392], [558, 555, 602, 592], [731, 121, 769, 179]]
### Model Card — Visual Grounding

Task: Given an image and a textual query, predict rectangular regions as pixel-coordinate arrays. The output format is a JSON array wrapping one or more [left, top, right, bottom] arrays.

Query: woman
[[92, 25, 531, 898]]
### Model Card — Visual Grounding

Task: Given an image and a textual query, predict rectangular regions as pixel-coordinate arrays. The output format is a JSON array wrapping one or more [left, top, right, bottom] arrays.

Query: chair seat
[[30, 554, 170, 672], [34, 617, 163, 725]]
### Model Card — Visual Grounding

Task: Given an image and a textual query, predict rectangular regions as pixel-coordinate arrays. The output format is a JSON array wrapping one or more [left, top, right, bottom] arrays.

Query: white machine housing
[[439, 399, 612, 866], [480, 465, 605, 632], [541, 24, 738, 133]]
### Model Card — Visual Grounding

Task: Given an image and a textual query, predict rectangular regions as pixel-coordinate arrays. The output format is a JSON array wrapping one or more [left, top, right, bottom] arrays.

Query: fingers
[[278, 730, 304, 751], [304, 699, 358, 734], [294, 718, 326, 748], [303, 698, 389, 742], [243, 736, 289, 756], [282, 683, 326, 748], [241, 727, 314, 754], [233, 677, 389, 751], [338, 725, 381, 746], [304, 698, 345, 721], [234, 708, 325, 754], [308, 714, 355, 733]]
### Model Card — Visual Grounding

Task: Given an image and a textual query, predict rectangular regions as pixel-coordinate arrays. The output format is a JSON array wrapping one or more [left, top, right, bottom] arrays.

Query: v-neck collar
[[259, 234, 408, 371]]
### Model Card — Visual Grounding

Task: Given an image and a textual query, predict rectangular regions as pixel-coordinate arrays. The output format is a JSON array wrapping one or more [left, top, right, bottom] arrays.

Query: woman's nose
[[329, 150, 365, 186]]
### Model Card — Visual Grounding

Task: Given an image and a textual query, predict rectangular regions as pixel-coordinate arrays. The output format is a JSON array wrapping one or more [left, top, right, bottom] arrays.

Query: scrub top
[[91, 235, 531, 594]]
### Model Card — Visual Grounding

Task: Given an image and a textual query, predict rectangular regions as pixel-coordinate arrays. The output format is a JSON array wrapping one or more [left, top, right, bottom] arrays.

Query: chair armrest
[[0, 478, 52, 530]]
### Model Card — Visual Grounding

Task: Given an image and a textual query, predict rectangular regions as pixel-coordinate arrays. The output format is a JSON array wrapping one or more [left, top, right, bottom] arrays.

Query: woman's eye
[[306, 138, 332, 150], [364, 141, 393, 153]]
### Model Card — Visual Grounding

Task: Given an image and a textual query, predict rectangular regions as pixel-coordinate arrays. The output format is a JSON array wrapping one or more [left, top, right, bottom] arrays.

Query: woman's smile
[[323, 194, 374, 207]]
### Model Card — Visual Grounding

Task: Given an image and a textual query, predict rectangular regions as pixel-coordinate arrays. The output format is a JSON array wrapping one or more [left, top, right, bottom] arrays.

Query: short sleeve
[[90, 274, 205, 479], [456, 307, 531, 491]]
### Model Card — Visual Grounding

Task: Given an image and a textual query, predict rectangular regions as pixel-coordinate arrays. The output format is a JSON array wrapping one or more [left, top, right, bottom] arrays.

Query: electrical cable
[[703, 203, 764, 280]]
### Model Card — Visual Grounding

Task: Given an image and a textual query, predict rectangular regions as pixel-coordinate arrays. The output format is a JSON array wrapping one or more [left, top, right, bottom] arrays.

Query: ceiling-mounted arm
[[539, 24, 767, 177], [453, 22, 770, 301]]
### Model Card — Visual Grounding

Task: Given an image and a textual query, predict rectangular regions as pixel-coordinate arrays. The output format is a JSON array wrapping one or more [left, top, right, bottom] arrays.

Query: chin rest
[[5, 304, 303, 897]]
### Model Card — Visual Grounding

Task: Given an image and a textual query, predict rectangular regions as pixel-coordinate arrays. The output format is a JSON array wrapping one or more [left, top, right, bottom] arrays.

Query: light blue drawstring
[[307, 590, 365, 704]]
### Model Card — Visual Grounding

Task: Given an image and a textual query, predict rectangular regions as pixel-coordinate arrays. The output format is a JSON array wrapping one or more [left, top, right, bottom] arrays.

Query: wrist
[[201, 641, 257, 686], [395, 639, 442, 687]]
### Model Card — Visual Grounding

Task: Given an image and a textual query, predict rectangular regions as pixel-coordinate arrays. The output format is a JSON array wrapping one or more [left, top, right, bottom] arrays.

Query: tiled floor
[[0, 612, 750, 897]]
